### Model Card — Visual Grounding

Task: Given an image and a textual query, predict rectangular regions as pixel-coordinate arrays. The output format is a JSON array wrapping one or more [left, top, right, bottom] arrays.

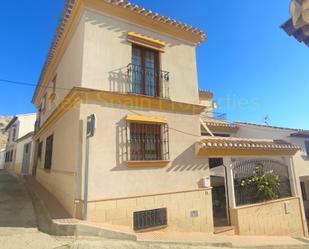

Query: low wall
[[79, 188, 214, 233], [230, 197, 304, 236]]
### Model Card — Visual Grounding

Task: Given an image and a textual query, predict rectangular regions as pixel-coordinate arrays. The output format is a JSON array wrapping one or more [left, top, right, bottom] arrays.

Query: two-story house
[[4, 113, 36, 174], [31, 0, 215, 233]]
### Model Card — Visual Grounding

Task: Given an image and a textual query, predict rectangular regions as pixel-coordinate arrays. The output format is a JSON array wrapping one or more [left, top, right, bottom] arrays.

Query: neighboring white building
[[4, 113, 36, 174], [0, 149, 5, 170], [234, 122, 309, 229]]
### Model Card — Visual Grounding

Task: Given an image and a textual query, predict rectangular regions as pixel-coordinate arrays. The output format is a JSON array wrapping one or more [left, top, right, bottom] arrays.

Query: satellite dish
[[212, 101, 218, 110]]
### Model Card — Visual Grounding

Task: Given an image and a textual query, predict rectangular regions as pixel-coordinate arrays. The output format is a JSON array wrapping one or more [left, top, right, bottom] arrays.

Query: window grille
[[44, 135, 53, 169], [126, 122, 169, 161]]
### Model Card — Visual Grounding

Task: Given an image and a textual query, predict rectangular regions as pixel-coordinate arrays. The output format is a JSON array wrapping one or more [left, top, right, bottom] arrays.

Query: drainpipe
[[83, 114, 96, 221]]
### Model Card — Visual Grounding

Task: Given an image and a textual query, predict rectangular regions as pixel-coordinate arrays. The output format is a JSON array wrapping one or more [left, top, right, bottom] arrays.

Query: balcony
[[109, 63, 170, 99]]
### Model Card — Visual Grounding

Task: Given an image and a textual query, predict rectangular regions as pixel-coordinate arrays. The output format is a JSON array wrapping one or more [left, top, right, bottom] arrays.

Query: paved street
[[0, 170, 233, 249], [0, 170, 307, 249]]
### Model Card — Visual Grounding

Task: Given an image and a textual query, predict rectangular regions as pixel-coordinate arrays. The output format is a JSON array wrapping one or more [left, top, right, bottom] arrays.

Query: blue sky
[[0, 1, 308, 129]]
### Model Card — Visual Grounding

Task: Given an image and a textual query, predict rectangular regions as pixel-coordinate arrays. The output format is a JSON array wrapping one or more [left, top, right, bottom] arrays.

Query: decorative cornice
[[33, 87, 205, 139]]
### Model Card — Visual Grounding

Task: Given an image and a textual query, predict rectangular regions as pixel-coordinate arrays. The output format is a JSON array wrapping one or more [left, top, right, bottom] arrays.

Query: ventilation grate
[[133, 208, 167, 231]]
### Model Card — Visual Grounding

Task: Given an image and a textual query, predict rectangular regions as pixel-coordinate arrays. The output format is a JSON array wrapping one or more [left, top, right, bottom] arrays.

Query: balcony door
[[131, 45, 159, 97]]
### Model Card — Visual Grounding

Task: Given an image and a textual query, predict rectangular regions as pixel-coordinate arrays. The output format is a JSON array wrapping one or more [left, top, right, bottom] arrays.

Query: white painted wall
[[17, 114, 36, 139], [0, 149, 5, 169]]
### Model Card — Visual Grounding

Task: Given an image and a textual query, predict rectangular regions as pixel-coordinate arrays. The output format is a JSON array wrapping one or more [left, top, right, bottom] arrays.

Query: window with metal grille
[[44, 135, 53, 169], [12, 126, 17, 142], [38, 141, 43, 159], [127, 122, 169, 161], [133, 208, 167, 231]]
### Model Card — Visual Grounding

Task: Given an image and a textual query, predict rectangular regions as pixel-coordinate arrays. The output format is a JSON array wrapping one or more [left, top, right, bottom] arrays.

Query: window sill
[[124, 160, 170, 168]]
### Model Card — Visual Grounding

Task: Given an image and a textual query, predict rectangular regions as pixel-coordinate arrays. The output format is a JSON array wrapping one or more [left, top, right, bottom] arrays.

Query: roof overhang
[[15, 132, 34, 143], [204, 122, 239, 133], [196, 136, 299, 157], [281, 18, 309, 46], [4, 117, 17, 132]]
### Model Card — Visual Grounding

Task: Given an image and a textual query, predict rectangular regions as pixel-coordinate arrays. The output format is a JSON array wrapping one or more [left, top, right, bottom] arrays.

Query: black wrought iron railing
[[127, 63, 170, 99]]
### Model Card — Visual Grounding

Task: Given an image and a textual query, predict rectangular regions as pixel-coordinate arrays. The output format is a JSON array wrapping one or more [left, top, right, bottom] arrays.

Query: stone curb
[[22, 175, 137, 241], [138, 240, 309, 249]]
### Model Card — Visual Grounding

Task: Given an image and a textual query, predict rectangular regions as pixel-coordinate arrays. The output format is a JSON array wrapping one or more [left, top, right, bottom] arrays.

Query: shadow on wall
[[84, 9, 182, 48], [112, 117, 208, 172], [166, 144, 208, 172], [108, 66, 130, 94]]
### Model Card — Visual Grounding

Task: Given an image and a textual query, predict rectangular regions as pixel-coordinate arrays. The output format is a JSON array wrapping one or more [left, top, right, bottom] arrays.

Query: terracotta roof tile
[[32, 0, 206, 103], [199, 136, 300, 150]]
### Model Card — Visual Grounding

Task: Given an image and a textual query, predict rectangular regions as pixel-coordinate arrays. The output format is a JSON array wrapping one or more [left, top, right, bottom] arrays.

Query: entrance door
[[21, 142, 31, 174], [211, 175, 229, 227]]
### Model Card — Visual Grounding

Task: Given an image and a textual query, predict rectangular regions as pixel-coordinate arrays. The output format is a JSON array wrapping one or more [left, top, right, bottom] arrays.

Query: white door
[[21, 143, 31, 174]]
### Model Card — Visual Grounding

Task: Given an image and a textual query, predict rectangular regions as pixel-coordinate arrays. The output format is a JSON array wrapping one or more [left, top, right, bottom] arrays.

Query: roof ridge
[[234, 121, 302, 131]]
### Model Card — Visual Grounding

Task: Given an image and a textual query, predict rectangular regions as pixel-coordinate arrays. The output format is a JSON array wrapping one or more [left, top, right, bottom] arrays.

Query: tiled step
[[214, 226, 235, 235]]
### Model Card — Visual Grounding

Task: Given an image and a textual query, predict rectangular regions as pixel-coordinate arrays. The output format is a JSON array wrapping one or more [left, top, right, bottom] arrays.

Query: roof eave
[[4, 117, 17, 132], [32, 0, 207, 105]]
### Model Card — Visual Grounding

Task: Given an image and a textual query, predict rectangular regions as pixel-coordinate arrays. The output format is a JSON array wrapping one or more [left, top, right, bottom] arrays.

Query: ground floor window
[[126, 122, 169, 161], [5, 150, 13, 163], [44, 135, 53, 169], [38, 141, 43, 159]]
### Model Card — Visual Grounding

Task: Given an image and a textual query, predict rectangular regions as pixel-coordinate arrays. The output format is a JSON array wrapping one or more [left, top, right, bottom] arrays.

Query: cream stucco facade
[[31, 0, 306, 236], [32, 0, 214, 233]]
